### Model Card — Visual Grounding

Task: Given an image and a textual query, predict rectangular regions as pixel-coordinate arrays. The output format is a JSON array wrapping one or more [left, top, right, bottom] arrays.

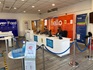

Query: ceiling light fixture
[[21, 0, 25, 1], [52, 3, 55, 6], [38, 10, 40, 12], [14, 7, 17, 9], [0, 2, 1, 4], [23, 11, 26, 13], [32, 6, 35, 8]]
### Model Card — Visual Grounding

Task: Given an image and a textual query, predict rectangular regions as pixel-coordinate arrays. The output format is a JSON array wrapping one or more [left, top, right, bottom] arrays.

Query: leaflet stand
[[69, 39, 79, 67], [24, 42, 36, 70], [85, 37, 93, 60], [25, 30, 34, 41]]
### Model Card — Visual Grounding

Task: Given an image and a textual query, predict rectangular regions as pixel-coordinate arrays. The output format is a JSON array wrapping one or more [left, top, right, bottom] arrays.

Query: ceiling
[[0, 0, 87, 14]]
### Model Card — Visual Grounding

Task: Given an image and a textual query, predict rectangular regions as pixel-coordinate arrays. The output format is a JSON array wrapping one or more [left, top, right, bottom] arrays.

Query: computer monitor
[[48, 30, 52, 37], [89, 12, 93, 23]]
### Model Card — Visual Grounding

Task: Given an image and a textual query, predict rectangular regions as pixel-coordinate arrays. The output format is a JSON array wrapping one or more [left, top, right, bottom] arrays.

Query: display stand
[[25, 42, 36, 70], [25, 30, 34, 41], [8, 51, 25, 70], [69, 39, 79, 67]]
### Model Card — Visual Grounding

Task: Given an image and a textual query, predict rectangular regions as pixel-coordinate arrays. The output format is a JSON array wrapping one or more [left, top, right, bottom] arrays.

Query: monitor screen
[[89, 12, 93, 23]]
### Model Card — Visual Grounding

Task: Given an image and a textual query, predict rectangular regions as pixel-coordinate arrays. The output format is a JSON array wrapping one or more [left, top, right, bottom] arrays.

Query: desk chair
[[62, 30, 68, 37]]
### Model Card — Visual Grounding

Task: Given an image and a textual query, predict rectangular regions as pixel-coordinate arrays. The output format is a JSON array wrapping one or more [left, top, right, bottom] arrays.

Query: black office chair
[[62, 30, 68, 37]]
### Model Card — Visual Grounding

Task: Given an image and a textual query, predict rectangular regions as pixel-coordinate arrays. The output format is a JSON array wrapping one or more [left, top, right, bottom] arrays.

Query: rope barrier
[[75, 39, 90, 52], [44, 42, 74, 54], [39, 38, 90, 55], [36, 46, 41, 50]]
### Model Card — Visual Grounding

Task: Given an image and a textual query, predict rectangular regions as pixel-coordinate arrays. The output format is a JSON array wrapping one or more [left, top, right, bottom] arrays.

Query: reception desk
[[34, 34, 70, 57]]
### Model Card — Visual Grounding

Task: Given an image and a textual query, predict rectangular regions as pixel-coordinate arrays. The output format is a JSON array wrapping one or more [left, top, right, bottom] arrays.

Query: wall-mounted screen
[[46, 38, 53, 48], [89, 12, 93, 23]]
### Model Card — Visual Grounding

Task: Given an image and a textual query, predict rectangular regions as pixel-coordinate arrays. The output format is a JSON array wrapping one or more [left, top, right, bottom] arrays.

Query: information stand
[[25, 30, 34, 41], [25, 42, 36, 70]]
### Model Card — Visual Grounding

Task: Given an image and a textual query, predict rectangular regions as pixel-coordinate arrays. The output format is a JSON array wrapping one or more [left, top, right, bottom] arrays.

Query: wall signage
[[0, 19, 18, 37], [76, 13, 87, 43]]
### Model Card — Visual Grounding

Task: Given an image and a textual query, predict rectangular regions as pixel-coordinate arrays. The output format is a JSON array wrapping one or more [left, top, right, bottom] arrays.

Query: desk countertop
[[8, 51, 24, 59], [0, 36, 12, 40]]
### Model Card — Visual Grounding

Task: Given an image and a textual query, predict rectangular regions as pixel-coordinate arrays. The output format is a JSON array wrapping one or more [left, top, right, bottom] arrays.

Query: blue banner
[[0, 19, 18, 37], [76, 14, 87, 43]]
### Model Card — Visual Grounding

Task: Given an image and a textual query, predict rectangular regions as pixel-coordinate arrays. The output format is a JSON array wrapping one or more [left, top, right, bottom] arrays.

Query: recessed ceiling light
[[0, 2, 1, 4], [14, 7, 17, 9], [21, 0, 25, 1], [23, 11, 26, 13], [38, 10, 40, 12], [32, 6, 35, 8], [52, 3, 55, 6]]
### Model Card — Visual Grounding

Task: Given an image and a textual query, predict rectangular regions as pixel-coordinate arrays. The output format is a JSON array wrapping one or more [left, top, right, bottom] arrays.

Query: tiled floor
[[0, 38, 93, 70]]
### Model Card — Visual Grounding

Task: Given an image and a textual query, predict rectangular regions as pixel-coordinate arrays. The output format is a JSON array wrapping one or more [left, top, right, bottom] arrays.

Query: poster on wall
[[24, 20, 30, 30], [0, 19, 18, 37], [76, 13, 87, 43]]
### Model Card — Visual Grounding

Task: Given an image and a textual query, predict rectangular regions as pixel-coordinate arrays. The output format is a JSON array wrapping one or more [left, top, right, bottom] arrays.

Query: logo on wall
[[52, 19, 62, 26]]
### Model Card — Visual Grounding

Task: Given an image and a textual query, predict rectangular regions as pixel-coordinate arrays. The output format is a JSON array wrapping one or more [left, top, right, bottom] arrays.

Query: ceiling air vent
[[51, 8, 58, 11], [47, 8, 58, 13], [4, 6, 10, 9], [47, 10, 51, 13]]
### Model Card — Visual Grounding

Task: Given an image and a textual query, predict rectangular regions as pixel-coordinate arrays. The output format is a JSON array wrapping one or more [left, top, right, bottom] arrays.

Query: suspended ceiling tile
[[5, 0, 16, 3], [0, 0, 88, 14], [27, 0, 37, 2]]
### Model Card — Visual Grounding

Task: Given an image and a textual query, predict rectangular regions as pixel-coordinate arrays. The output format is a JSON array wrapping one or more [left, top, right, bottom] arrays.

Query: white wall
[[41, 0, 93, 34], [41, 0, 91, 18], [0, 13, 40, 36], [0, 0, 93, 36]]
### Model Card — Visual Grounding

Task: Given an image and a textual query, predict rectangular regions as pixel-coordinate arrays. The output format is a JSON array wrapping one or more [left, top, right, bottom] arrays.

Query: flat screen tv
[[89, 12, 93, 23]]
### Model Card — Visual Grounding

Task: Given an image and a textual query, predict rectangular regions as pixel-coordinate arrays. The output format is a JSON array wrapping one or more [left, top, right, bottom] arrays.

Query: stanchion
[[85, 37, 93, 60], [69, 39, 79, 67], [41, 44, 45, 70]]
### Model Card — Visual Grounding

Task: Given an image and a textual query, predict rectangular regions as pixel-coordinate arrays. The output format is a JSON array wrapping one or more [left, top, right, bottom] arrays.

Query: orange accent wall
[[32, 14, 75, 41], [46, 14, 75, 40], [58, 14, 74, 40]]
